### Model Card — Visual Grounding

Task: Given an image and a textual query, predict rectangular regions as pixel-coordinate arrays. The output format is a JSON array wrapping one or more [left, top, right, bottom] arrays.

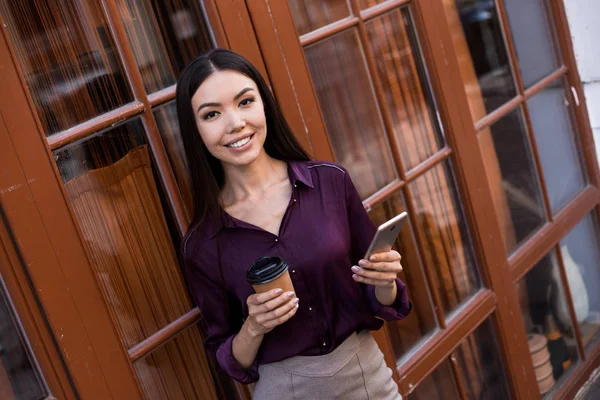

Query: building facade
[[0, 0, 599, 399]]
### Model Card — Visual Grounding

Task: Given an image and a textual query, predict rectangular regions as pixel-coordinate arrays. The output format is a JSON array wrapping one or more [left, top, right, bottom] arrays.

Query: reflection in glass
[[288, 0, 351, 36], [304, 29, 396, 198], [478, 108, 546, 254], [0, 1, 133, 135], [528, 80, 586, 213], [560, 213, 600, 352], [53, 119, 194, 347], [446, 0, 517, 121], [0, 280, 47, 400], [503, 0, 560, 87], [408, 161, 480, 316], [408, 360, 460, 400], [516, 251, 579, 397], [134, 325, 217, 400], [366, 8, 445, 171], [117, 0, 214, 93], [368, 192, 438, 360], [455, 319, 511, 400], [154, 101, 193, 216]]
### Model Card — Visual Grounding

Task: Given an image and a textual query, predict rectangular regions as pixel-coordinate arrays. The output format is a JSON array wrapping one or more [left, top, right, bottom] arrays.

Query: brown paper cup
[[251, 269, 295, 296]]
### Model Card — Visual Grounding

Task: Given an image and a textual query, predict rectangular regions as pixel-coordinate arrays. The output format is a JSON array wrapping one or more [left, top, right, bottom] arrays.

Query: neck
[[221, 151, 288, 206]]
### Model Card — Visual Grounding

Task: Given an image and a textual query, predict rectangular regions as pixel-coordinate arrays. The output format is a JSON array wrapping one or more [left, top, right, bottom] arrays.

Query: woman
[[177, 48, 411, 399]]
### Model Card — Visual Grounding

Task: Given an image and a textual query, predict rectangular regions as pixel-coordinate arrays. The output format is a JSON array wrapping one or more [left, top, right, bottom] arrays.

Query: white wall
[[564, 0, 600, 163]]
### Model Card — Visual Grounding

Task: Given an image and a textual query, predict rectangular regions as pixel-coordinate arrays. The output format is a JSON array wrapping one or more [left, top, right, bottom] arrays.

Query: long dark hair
[[176, 48, 310, 230]]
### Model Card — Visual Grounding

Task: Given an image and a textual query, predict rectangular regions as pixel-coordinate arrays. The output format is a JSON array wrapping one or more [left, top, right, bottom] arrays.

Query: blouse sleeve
[[182, 247, 260, 384], [343, 170, 412, 321]]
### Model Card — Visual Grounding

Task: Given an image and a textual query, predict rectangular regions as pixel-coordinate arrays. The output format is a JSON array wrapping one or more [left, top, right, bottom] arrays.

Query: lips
[[225, 133, 254, 148]]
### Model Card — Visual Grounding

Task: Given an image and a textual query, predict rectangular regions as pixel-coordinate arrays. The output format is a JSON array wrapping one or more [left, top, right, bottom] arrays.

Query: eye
[[239, 97, 255, 107], [202, 111, 219, 120]]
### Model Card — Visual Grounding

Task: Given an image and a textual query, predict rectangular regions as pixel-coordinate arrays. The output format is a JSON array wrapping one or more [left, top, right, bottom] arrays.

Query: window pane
[[503, 0, 560, 87], [368, 192, 438, 360], [0, 1, 133, 136], [516, 251, 579, 397], [444, 0, 518, 122], [408, 161, 481, 316], [559, 213, 600, 352], [116, 0, 214, 93], [134, 325, 217, 400], [454, 319, 511, 400], [528, 79, 586, 213], [53, 119, 199, 351], [288, 0, 351, 36], [0, 280, 47, 400], [357, 0, 387, 10], [408, 359, 460, 400], [478, 108, 546, 254], [365, 8, 445, 171], [304, 29, 397, 198], [153, 101, 192, 216]]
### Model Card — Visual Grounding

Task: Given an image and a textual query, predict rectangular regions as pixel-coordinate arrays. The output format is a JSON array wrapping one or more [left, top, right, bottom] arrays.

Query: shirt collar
[[288, 160, 314, 189], [207, 161, 313, 239]]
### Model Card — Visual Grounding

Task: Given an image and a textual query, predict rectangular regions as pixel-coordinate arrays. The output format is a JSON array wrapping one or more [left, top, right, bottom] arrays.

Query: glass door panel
[[0, 0, 133, 136], [116, 0, 214, 93], [559, 213, 600, 352], [365, 8, 445, 171], [445, 0, 518, 122], [478, 108, 546, 254], [528, 79, 587, 213], [502, 0, 560, 87], [304, 29, 397, 198], [516, 250, 580, 397], [289, 0, 352, 35], [0, 279, 48, 400]]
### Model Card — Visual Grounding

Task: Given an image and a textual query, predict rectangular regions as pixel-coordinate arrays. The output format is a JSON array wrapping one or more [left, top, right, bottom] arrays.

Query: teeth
[[227, 136, 251, 148]]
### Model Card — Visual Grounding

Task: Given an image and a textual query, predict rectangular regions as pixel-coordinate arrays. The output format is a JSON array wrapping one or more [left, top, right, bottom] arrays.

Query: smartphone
[[363, 211, 408, 260]]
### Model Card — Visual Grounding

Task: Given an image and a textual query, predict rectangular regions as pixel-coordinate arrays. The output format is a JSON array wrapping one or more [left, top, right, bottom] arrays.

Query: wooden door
[[246, 0, 600, 398], [0, 1, 264, 398]]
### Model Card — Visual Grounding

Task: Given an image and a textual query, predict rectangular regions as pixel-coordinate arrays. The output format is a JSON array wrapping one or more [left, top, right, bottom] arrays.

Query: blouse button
[[275, 238, 279, 242], [294, 184, 297, 188], [322, 341, 327, 347], [293, 199, 297, 203], [308, 307, 313, 311], [292, 270, 296, 274]]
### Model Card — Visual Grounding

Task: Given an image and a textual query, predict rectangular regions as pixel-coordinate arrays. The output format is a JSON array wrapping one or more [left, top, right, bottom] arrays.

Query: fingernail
[[287, 291, 295, 297], [293, 298, 300, 304], [295, 304, 299, 309], [369, 256, 376, 261], [352, 274, 359, 279], [351, 266, 360, 272], [274, 289, 283, 294], [358, 260, 367, 267]]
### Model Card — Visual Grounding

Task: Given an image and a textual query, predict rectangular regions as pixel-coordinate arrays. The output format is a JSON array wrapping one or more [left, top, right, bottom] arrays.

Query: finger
[[352, 274, 395, 287], [260, 291, 296, 313], [357, 260, 403, 272], [367, 250, 401, 263], [249, 288, 284, 306], [352, 266, 397, 281], [259, 297, 299, 323], [263, 301, 300, 328]]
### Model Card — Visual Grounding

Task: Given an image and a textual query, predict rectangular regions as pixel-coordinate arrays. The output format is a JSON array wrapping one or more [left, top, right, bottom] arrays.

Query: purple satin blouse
[[182, 161, 411, 383]]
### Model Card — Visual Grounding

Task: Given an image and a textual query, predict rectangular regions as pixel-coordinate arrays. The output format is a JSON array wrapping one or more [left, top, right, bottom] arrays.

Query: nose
[[227, 110, 246, 133]]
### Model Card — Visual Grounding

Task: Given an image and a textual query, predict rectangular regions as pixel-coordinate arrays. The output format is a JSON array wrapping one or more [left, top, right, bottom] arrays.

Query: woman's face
[[191, 70, 267, 168]]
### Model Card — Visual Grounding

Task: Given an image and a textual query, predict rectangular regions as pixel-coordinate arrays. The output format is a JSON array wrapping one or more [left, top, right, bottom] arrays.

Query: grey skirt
[[252, 330, 402, 400]]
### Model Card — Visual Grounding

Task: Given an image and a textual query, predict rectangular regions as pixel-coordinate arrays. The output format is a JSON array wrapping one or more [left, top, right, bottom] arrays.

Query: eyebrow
[[196, 87, 255, 113]]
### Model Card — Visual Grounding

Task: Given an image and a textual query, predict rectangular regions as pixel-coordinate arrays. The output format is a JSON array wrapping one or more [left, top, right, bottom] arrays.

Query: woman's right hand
[[245, 289, 299, 337]]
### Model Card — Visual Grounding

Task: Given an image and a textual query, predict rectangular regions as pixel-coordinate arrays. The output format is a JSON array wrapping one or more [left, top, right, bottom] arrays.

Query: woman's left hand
[[351, 250, 403, 288]]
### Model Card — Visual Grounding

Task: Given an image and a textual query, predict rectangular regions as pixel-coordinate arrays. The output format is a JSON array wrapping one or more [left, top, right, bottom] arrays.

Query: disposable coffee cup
[[247, 256, 295, 296]]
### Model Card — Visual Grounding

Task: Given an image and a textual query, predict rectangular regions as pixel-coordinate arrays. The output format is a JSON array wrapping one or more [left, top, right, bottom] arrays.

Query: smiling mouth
[[225, 134, 254, 148]]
